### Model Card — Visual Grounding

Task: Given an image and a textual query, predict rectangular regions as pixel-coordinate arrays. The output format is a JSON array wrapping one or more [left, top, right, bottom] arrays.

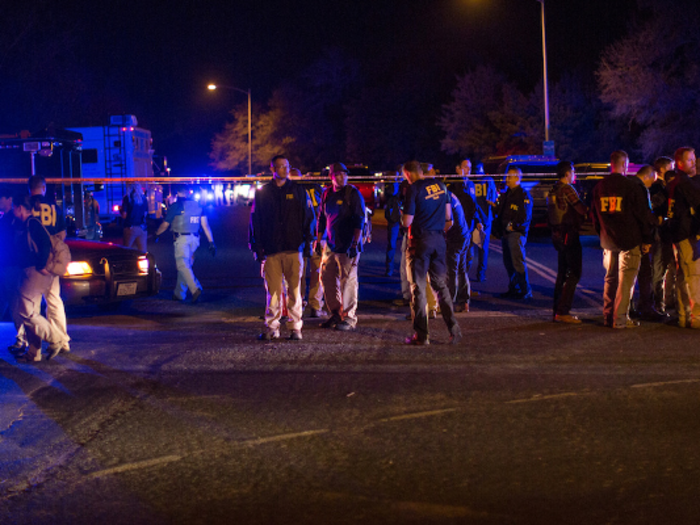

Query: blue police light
[[206, 192, 214, 201], [194, 192, 201, 200]]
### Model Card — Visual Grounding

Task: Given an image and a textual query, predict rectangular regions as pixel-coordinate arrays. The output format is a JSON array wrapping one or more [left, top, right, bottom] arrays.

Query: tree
[[209, 102, 288, 174], [438, 66, 512, 159], [597, 1, 700, 159], [209, 49, 360, 173]]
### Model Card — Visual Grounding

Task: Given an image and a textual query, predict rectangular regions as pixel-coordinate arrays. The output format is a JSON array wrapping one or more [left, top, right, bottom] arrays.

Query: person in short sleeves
[[155, 185, 216, 303], [315, 162, 365, 331], [402, 161, 462, 345]]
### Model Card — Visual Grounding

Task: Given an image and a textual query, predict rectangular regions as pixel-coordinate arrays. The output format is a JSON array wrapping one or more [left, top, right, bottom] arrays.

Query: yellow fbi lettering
[[424, 184, 445, 200], [32, 203, 57, 227], [600, 196, 623, 213]]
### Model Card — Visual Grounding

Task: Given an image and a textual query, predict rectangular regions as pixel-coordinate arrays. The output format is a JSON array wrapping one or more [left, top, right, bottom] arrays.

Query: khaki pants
[[17, 267, 62, 358], [123, 225, 147, 252], [304, 253, 324, 311], [263, 251, 304, 332], [603, 247, 641, 327], [675, 239, 700, 328], [173, 234, 201, 299], [321, 249, 360, 327]]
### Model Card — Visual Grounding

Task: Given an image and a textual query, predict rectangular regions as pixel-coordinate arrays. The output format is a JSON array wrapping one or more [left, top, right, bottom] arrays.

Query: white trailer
[[68, 115, 154, 219]]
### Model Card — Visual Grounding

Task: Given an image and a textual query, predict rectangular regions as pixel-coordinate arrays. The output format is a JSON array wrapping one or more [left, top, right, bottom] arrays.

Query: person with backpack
[[547, 161, 587, 323], [21, 176, 70, 357], [9, 193, 64, 363], [315, 162, 366, 332], [121, 182, 148, 252]]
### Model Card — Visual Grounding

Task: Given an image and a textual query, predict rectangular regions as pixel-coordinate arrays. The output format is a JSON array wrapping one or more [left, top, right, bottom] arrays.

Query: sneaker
[[640, 309, 669, 322], [191, 289, 202, 304], [554, 314, 582, 324], [16, 351, 41, 363], [47, 343, 63, 360], [308, 309, 327, 318], [288, 330, 302, 340], [499, 290, 519, 299], [384, 268, 394, 277], [453, 303, 469, 313], [257, 330, 280, 341], [392, 298, 410, 307], [515, 290, 533, 300], [405, 334, 429, 345], [449, 330, 463, 345], [321, 315, 341, 329], [429, 310, 438, 319], [613, 319, 640, 329], [335, 320, 355, 331], [8, 342, 26, 356]]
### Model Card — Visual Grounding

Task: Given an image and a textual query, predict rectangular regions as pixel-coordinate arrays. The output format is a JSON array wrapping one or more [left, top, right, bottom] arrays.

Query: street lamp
[[208, 83, 252, 176], [536, 0, 553, 156]]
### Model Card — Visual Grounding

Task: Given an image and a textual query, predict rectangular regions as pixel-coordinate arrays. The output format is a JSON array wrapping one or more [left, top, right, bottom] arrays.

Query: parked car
[[62, 239, 161, 307]]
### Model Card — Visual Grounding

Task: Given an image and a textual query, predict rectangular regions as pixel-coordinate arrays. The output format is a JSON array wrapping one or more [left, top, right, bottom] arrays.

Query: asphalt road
[[2, 205, 700, 525]]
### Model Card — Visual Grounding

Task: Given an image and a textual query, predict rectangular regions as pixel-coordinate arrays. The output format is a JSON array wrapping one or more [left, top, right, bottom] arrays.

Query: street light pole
[[208, 84, 253, 176], [537, 0, 551, 150]]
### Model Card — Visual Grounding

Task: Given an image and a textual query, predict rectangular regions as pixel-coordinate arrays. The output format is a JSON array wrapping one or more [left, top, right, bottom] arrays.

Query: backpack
[[384, 195, 401, 223], [28, 217, 72, 276]]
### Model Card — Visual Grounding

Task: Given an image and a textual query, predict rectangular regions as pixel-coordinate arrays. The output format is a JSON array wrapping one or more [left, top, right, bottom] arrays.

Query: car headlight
[[138, 256, 149, 275], [65, 261, 93, 276]]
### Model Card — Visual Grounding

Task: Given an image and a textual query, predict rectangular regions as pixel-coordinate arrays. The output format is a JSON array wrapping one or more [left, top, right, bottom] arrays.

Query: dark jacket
[[446, 191, 470, 245], [249, 178, 313, 257], [317, 184, 366, 253], [494, 185, 533, 237], [666, 170, 700, 243], [447, 180, 485, 231], [591, 173, 654, 251]]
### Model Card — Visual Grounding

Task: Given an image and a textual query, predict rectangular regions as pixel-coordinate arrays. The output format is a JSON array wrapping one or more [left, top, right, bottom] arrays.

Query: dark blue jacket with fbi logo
[[404, 179, 448, 237], [666, 169, 700, 244], [317, 184, 366, 254], [31, 195, 66, 236], [591, 173, 654, 251], [250, 179, 313, 256], [494, 185, 532, 237]]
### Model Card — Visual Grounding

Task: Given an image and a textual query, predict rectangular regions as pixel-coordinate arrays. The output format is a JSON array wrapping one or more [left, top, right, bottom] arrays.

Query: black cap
[[329, 162, 348, 174]]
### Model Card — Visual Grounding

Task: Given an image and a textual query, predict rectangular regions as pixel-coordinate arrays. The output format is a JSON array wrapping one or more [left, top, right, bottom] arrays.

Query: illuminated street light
[[536, 0, 553, 155], [208, 83, 253, 176]]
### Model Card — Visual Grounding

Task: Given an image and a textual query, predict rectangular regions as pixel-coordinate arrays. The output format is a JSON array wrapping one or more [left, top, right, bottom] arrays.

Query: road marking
[[377, 408, 458, 422], [236, 429, 330, 446], [491, 243, 601, 307], [631, 379, 700, 389], [319, 492, 505, 520], [505, 392, 583, 404], [85, 455, 182, 479]]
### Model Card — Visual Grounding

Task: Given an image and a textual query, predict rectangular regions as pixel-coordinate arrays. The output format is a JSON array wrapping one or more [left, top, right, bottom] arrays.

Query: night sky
[[3, 0, 637, 173]]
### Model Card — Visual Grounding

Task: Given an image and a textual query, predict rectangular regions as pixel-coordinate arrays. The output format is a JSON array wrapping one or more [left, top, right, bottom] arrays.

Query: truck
[[482, 155, 560, 226], [68, 114, 156, 220], [0, 115, 161, 236]]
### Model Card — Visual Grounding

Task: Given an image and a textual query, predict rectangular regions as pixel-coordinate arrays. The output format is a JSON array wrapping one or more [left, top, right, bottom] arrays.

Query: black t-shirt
[[318, 185, 365, 253], [121, 192, 148, 228]]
